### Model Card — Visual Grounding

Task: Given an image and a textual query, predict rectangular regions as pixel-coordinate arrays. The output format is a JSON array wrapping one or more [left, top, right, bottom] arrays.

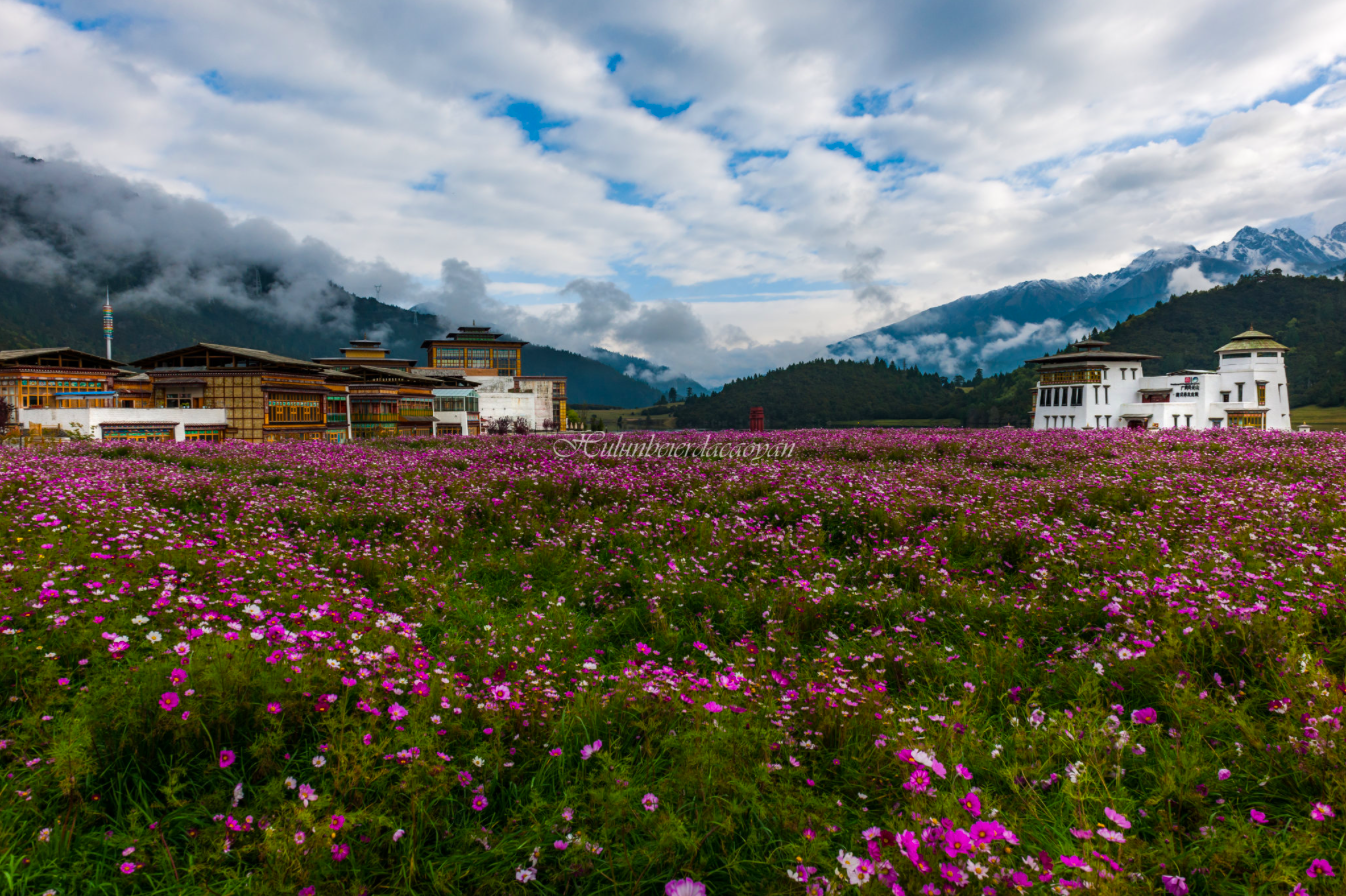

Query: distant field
[[588, 405, 681, 430], [1290, 404, 1346, 431], [830, 418, 964, 428]]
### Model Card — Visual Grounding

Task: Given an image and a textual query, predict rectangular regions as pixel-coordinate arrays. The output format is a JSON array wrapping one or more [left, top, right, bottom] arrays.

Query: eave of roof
[[1026, 350, 1161, 364]]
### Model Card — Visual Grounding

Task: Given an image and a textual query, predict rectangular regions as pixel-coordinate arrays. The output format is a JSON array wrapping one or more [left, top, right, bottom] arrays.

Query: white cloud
[[1167, 263, 1217, 295], [1, 0, 1345, 384]]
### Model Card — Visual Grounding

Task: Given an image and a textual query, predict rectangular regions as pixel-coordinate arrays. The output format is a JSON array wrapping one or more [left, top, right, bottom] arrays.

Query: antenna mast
[[102, 288, 114, 360]]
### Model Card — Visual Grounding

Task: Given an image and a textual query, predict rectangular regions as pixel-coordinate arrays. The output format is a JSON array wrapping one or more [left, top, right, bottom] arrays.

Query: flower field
[[1, 430, 1343, 895]]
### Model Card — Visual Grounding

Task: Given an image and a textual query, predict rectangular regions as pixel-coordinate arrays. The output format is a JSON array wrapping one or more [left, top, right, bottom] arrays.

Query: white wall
[[18, 407, 228, 441]]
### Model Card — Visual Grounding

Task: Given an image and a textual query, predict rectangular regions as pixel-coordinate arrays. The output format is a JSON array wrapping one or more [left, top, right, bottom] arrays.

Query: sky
[[2, 0, 1346, 385]]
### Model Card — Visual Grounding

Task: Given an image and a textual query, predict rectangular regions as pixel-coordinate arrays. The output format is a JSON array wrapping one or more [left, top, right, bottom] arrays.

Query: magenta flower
[[169, 668, 188, 685], [298, 784, 317, 806], [1070, 828, 1093, 839], [1250, 808, 1268, 824], [955, 764, 973, 780], [158, 691, 179, 712], [472, 794, 488, 811], [330, 814, 345, 832], [579, 739, 603, 760], [642, 793, 660, 811], [267, 702, 282, 714], [219, 749, 235, 769], [665, 879, 707, 896], [388, 703, 408, 721], [119, 861, 137, 874], [294, 831, 306, 845], [1311, 802, 1335, 820], [1307, 859, 1335, 878], [1104, 807, 1131, 829], [703, 701, 724, 713], [959, 792, 981, 817], [331, 843, 350, 862], [1130, 708, 1158, 725], [554, 840, 568, 850], [1161, 875, 1189, 896], [1217, 769, 1231, 780]]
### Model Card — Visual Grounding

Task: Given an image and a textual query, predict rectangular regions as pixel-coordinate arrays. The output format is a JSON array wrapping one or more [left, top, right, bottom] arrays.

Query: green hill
[[0, 275, 663, 407], [674, 357, 1035, 430], [1094, 271, 1346, 406]]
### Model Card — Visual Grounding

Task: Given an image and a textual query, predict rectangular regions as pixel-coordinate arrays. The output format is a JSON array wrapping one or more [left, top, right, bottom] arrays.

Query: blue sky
[[2, 0, 1346, 383]]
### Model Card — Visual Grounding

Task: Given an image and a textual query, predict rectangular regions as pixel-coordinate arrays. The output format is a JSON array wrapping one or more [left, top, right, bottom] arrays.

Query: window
[[1257, 351, 1279, 357], [1256, 382, 1266, 405], [1236, 383, 1244, 402], [1210, 419, 1223, 429], [1220, 391, 1230, 402], [465, 348, 489, 367], [435, 347, 465, 367], [1070, 386, 1083, 406], [266, 392, 322, 424]]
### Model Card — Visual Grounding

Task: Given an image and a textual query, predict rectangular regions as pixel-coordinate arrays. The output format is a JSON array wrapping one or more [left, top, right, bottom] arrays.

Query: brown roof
[[130, 343, 325, 370], [0, 347, 125, 368], [1026, 349, 1160, 364]]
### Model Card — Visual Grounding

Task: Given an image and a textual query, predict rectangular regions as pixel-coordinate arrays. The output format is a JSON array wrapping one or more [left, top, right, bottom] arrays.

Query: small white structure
[[471, 376, 561, 432], [1029, 329, 1292, 431], [431, 388, 479, 436], [19, 405, 229, 441]]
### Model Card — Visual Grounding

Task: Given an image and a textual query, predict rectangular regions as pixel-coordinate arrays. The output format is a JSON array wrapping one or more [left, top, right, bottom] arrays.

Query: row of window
[[433, 347, 519, 370], [267, 393, 323, 424]]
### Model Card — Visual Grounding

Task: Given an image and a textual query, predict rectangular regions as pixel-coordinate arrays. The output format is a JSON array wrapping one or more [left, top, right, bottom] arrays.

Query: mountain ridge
[[829, 221, 1346, 378]]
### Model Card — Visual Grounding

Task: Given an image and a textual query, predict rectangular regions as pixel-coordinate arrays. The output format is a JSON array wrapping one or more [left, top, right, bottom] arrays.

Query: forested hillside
[[1097, 272, 1346, 406], [674, 357, 1035, 429]]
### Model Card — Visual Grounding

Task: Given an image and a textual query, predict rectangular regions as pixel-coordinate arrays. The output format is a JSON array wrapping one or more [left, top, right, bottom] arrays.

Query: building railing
[[1039, 369, 1103, 385]]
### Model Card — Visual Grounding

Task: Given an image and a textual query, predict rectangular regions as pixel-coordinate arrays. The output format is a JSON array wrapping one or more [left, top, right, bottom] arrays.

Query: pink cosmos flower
[[169, 668, 188, 685], [1249, 809, 1268, 824], [703, 701, 724, 713], [1218, 769, 1231, 780], [298, 784, 317, 806], [119, 862, 136, 874], [1307, 859, 1335, 878], [549, 748, 563, 756], [388, 703, 408, 721], [1070, 828, 1093, 839], [267, 702, 282, 714], [642, 793, 660, 811], [960, 792, 981, 817], [330, 815, 345, 832], [491, 684, 511, 701], [1311, 802, 1335, 820], [665, 879, 707, 896], [472, 795, 488, 811], [1161, 875, 1189, 896], [331, 843, 350, 862], [219, 749, 235, 769], [956, 764, 973, 780], [393, 829, 405, 841], [1104, 807, 1131, 830], [294, 831, 306, 845], [158, 692, 179, 712], [580, 740, 603, 760], [554, 840, 569, 850], [1130, 708, 1158, 725]]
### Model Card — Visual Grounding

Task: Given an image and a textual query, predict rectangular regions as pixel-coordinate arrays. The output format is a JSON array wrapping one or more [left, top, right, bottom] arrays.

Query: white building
[[431, 388, 480, 436], [469, 375, 562, 432], [1028, 329, 1292, 431], [19, 404, 229, 441]]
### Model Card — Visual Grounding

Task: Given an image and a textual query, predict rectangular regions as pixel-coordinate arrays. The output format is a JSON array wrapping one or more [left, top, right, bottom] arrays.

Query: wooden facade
[[0, 347, 125, 413], [130, 344, 331, 443], [421, 325, 525, 378]]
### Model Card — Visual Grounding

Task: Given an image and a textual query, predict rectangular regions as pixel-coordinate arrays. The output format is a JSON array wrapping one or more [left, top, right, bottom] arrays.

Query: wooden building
[[313, 338, 419, 371], [421, 325, 524, 378], [0, 347, 125, 412], [130, 343, 331, 442]]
